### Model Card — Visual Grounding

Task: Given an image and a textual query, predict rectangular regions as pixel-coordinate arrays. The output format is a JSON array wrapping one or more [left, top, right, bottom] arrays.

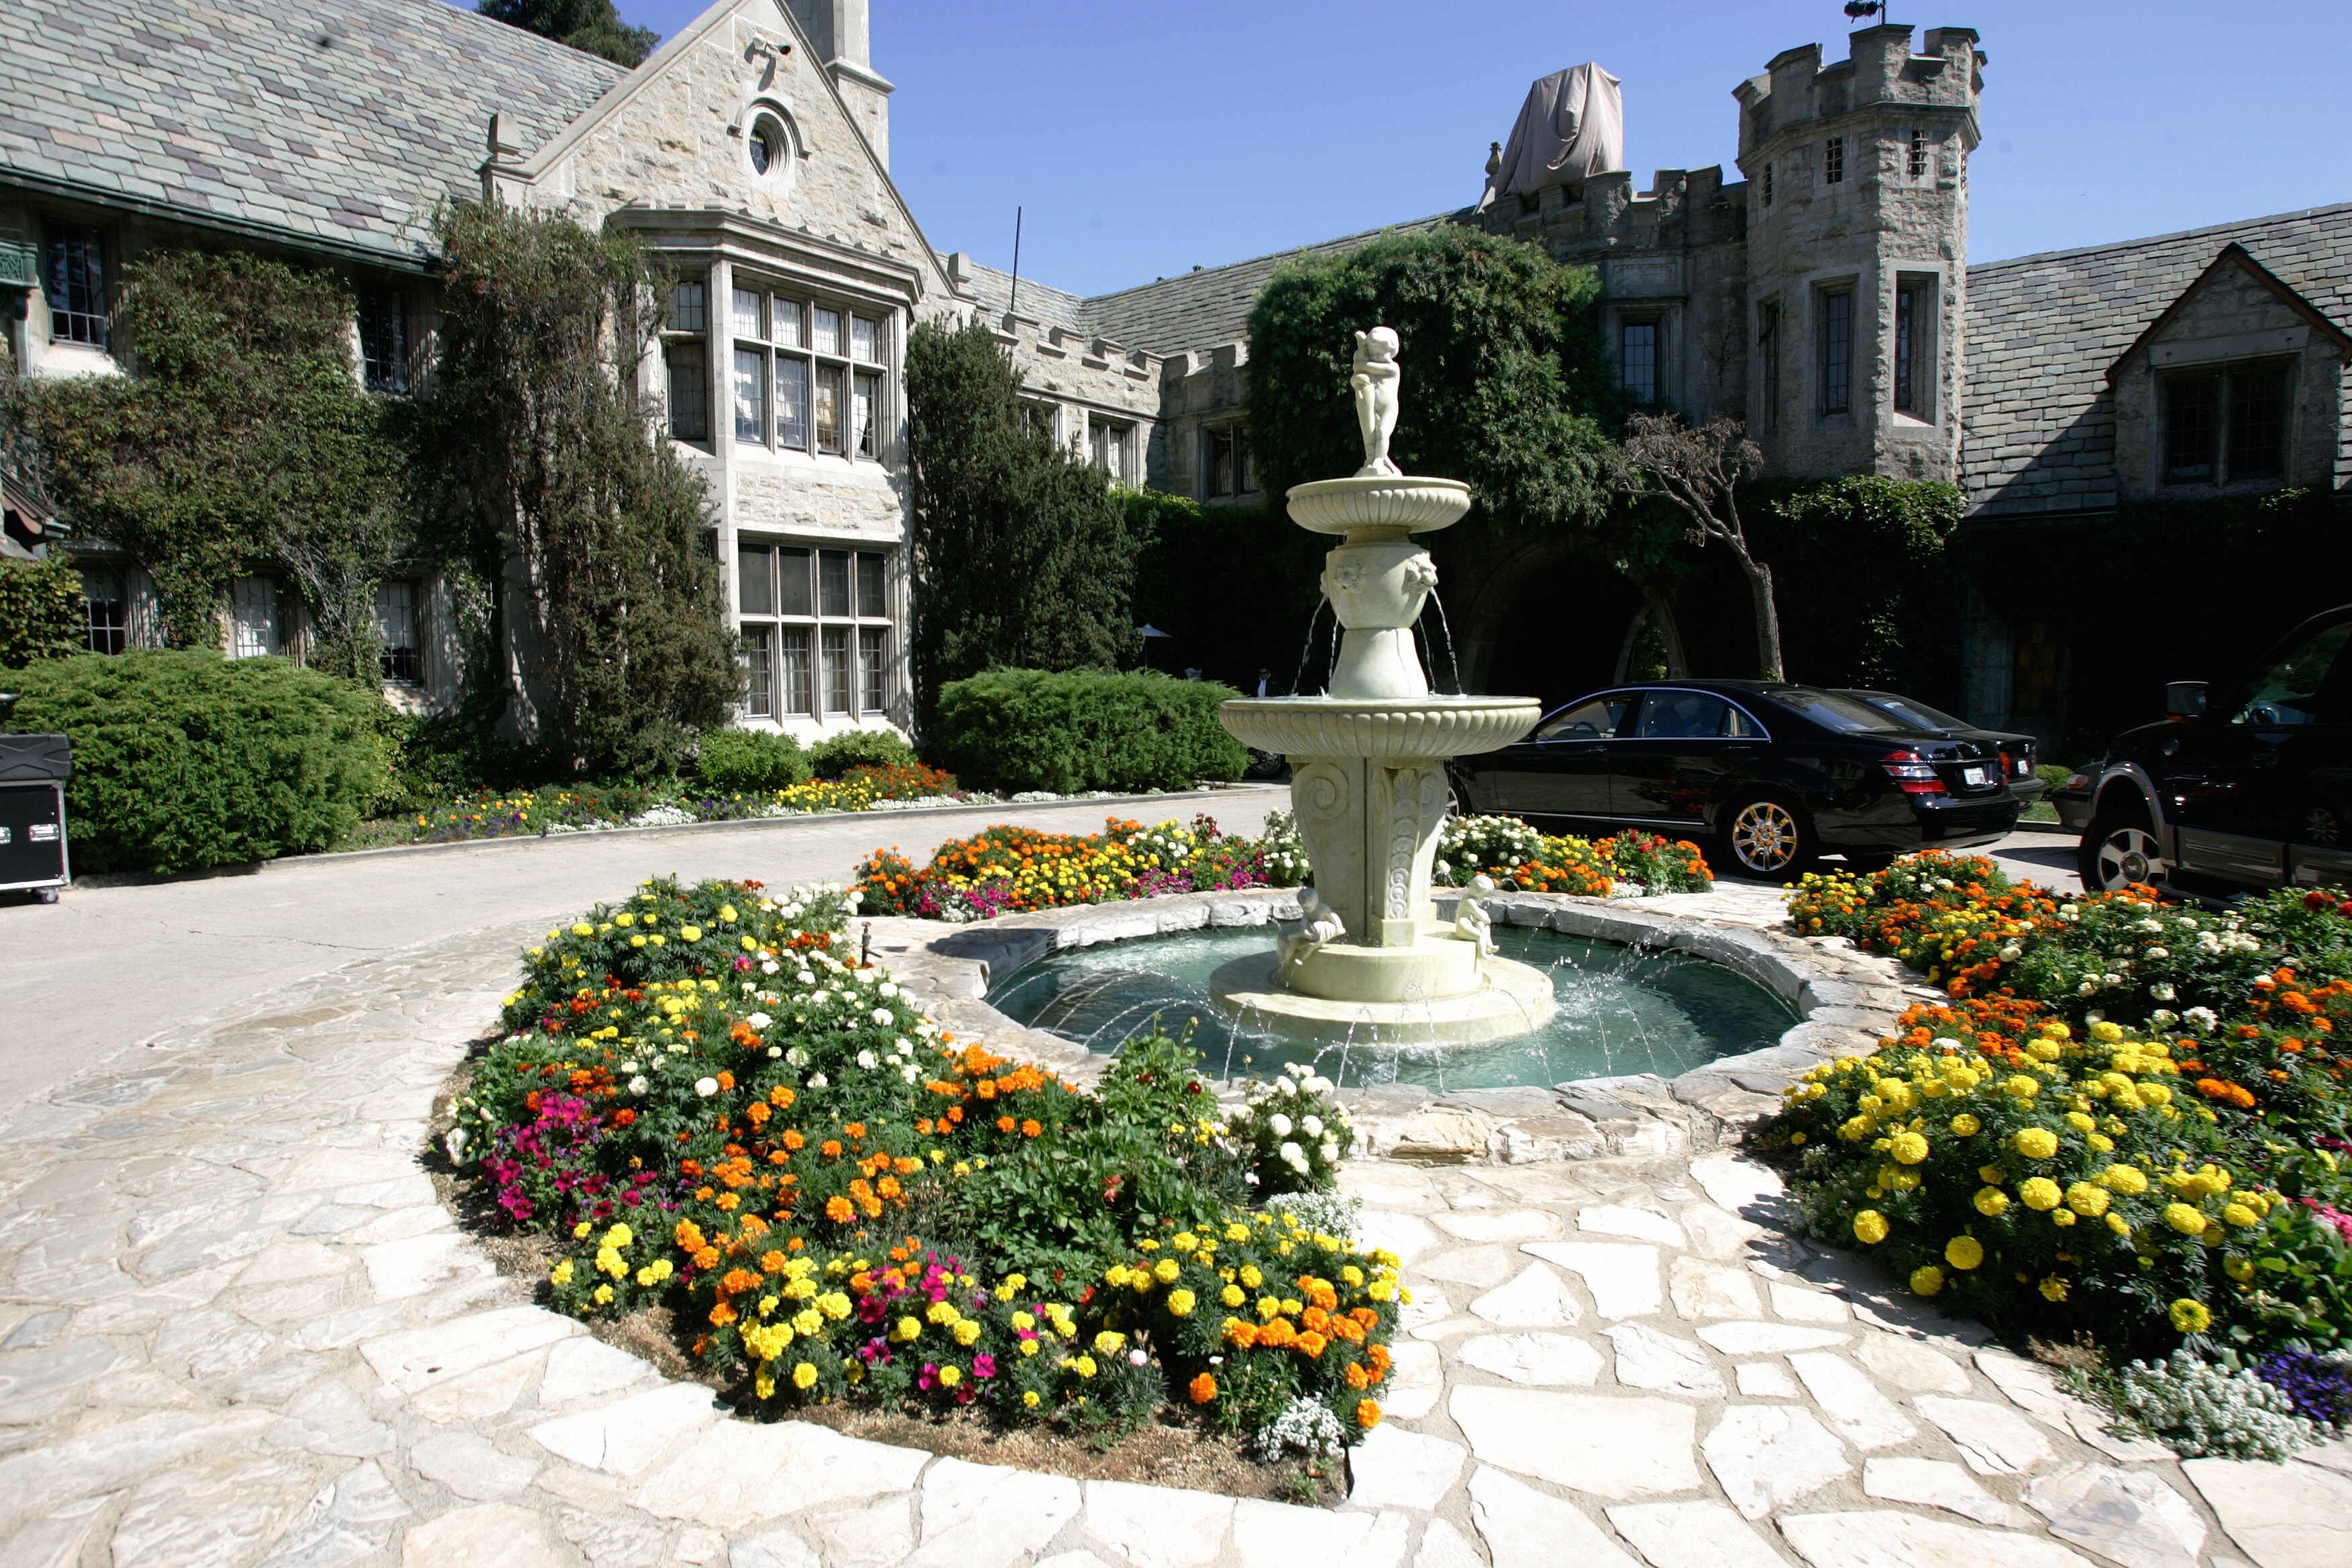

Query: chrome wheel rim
[[1732, 801, 1800, 873], [2093, 826, 2163, 891]]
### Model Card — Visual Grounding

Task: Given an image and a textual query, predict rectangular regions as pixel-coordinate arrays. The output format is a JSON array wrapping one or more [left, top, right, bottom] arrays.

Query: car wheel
[[1721, 795, 1817, 882], [2079, 805, 2164, 893]]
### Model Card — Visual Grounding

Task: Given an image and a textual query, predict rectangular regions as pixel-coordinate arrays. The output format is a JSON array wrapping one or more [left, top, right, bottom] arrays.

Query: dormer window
[[2164, 363, 2290, 485]]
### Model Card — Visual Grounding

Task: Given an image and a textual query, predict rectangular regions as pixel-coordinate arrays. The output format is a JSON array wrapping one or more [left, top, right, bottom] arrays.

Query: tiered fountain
[[1212, 329, 1554, 1043]]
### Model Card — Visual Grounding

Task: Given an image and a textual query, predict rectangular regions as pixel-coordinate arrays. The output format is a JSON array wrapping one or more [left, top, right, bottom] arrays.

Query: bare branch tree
[[1612, 412, 1783, 680]]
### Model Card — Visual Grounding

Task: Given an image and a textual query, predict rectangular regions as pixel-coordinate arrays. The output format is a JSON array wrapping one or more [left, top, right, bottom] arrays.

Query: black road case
[[0, 732, 71, 897]]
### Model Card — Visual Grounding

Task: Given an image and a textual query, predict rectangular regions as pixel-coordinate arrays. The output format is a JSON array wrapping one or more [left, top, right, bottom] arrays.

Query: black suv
[[2061, 605, 2352, 893]]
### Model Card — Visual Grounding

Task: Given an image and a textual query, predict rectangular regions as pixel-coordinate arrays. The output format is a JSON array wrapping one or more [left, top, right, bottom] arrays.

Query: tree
[[1614, 413, 1783, 679], [903, 318, 1146, 724], [477, 0, 656, 67], [1244, 227, 1618, 690], [415, 200, 737, 777], [5, 250, 407, 677]]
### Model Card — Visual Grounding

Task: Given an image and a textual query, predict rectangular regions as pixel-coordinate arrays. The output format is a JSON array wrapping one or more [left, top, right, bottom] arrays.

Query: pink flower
[[972, 1353, 997, 1378]]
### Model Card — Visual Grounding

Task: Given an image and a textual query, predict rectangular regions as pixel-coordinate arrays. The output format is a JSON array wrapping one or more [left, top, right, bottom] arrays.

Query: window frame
[[82, 564, 128, 655], [1906, 128, 1930, 181], [42, 223, 109, 348], [1618, 318, 1661, 405], [1088, 415, 1134, 485], [1817, 287, 1854, 418], [376, 579, 423, 684], [1204, 426, 1251, 499], [1892, 275, 1937, 420], [734, 540, 894, 719], [357, 283, 409, 394], [727, 283, 891, 464], [1823, 135, 1846, 185], [2162, 359, 2295, 488], [1757, 299, 1781, 433]]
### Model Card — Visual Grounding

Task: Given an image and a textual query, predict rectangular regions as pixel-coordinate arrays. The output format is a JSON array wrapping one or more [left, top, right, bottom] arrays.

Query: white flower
[[1277, 1077, 1298, 1097], [899, 1063, 919, 1083], [1320, 1140, 1340, 1163], [2151, 983, 2176, 1001], [621, 1059, 640, 1073], [808, 1073, 830, 1089], [797, 970, 816, 986], [879, 983, 899, 998], [746, 1012, 772, 1030], [628, 1075, 649, 1095], [857, 1049, 879, 1071], [695, 1077, 720, 1097], [1930, 1036, 1962, 1052], [768, 1046, 783, 1057], [786, 1047, 809, 1068], [1302, 1115, 1324, 1138], [1128, 1349, 1149, 1366], [2145, 947, 2170, 961], [2151, 1009, 2179, 1027], [1279, 1141, 1307, 1170], [1306, 1076, 1333, 1094], [810, 989, 830, 1006], [2184, 1008, 2218, 1034], [1268, 1113, 1293, 1137], [871, 1007, 894, 1025]]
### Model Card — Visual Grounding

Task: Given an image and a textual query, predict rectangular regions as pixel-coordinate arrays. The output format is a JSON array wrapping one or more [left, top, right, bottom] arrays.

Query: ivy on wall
[[3, 251, 407, 677], [903, 317, 1146, 725], [412, 199, 737, 778], [0, 554, 86, 669]]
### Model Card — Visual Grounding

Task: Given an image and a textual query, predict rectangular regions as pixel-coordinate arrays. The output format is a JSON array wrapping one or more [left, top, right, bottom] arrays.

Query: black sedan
[[1834, 689, 2045, 802], [1450, 681, 2024, 880]]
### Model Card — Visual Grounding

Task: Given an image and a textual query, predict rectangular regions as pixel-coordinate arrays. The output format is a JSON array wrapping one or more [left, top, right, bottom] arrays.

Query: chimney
[[788, 0, 894, 168]]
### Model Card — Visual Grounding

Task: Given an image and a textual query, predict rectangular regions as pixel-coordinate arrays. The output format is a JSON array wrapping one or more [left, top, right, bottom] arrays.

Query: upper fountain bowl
[[1286, 475, 1472, 538], [1219, 695, 1540, 759]]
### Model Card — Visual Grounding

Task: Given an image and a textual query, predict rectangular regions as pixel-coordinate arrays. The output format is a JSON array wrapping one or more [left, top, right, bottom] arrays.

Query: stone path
[[5, 894, 2348, 1566]]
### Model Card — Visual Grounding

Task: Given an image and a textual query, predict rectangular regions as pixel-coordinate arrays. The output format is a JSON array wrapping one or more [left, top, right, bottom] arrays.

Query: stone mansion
[[3, 0, 2347, 746]]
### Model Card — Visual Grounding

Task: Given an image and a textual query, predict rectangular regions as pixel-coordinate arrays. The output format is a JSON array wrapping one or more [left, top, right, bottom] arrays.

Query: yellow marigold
[[2101, 1164, 2149, 1195], [2018, 1177, 2063, 1211], [2106, 1213, 2132, 1238], [2065, 1112, 2097, 1133], [2169, 1298, 2212, 1334], [1154, 1258, 1181, 1283], [1221, 1285, 1246, 1308], [2065, 1182, 2112, 1218], [1890, 1131, 1930, 1166], [550, 1260, 575, 1287], [1945, 1236, 1986, 1271], [2013, 1127, 2059, 1160], [2039, 1277, 2070, 1302], [1910, 1265, 1945, 1297], [1167, 1289, 1197, 1318], [1949, 1113, 1982, 1136], [2164, 1203, 2209, 1236], [2004, 1075, 2041, 1099], [1974, 1186, 2011, 1217], [793, 1361, 818, 1390], [2221, 1203, 2259, 1229], [1853, 1210, 1891, 1246], [2224, 1257, 2253, 1281]]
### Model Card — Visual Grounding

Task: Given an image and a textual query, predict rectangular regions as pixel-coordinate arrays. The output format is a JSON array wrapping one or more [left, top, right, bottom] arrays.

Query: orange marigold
[[1355, 1400, 1381, 1430], [1188, 1373, 1218, 1405], [825, 1195, 855, 1223]]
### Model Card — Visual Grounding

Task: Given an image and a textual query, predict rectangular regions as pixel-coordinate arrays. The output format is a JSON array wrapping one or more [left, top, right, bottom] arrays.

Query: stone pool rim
[[863, 884, 1926, 1165]]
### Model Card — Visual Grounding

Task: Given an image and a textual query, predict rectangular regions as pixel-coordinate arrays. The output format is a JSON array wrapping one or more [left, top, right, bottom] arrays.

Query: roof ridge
[[1968, 199, 2352, 275], [1078, 210, 1464, 307]]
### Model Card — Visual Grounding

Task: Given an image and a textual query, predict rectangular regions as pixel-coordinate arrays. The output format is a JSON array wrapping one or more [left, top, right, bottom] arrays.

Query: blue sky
[[591, 0, 2351, 299]]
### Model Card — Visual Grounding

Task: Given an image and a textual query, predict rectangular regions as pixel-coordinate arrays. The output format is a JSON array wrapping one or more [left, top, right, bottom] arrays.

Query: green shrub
[[5, 650, 391, 873], [695, 727, 812, 791], [805, 727, 915, 779], [932, 668, 1248, 793], [0, 556, 87, 669]]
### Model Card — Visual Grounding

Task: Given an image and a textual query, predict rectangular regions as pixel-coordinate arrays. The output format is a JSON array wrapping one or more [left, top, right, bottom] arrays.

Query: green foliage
[[417, 201, 738, 779], [694, 728, 812, 792], [1755, 476, 1964, 697], [5, 650, 391, 873], [930, 668, 1248, 793], [475, 0, 655, 65], [903, 320, 1148, 721], [1130, 494, 1328, 691], [5, 251, 407, 674], [0, 555, 86, 667], [806, 728, 916, 779]]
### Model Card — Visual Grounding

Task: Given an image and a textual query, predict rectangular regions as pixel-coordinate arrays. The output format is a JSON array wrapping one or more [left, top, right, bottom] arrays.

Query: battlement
[[1476, 164, 1748, 258], [1736, 25, 1981, 158]]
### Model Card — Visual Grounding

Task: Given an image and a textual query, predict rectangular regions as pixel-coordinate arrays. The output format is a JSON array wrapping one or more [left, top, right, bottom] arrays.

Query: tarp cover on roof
[[1493, 63, 1624, 197]]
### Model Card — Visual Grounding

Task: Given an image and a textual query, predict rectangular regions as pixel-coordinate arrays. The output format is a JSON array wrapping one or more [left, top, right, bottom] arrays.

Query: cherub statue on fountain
[[1278, 887, 1348, 979], [1351, 326, 1402, 477], [1454, 874, 1497, 957]]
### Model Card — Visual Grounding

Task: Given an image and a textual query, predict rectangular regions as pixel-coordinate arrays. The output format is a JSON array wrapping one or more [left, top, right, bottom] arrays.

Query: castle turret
[[1734, 25, 1983, 479]]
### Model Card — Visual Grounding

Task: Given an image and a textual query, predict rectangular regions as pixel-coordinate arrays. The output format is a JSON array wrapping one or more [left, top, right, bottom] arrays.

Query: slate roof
[[1961, 201, 2352, 517], [1079, 212, 1459, 358], [958, 258, 1087, 336], [0, 0, 625, 266]]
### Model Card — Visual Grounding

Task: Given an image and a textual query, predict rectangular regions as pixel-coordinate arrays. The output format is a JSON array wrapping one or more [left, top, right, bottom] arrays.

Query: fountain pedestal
[[1211, 384, 1556, 1044]]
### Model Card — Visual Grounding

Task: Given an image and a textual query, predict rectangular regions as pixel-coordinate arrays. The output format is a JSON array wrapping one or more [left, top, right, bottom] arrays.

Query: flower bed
[[1434, 814, 1713, 896], [396, 763, 968, 847], [1766, 852, 2352, 1453], [854, 813, 1310, 920], [448, 876, 1404, 1466]]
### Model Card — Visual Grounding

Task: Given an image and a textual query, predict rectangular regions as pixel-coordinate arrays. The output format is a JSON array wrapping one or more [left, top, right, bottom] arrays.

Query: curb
[[63, 782, 1288, 890]]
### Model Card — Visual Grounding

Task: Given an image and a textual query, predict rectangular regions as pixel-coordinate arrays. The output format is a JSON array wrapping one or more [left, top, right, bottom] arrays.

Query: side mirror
[[2165, 681, 2208, 718]]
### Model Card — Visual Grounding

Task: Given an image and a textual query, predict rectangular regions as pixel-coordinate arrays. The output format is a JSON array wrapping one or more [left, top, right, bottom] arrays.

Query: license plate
[[1963, 766, 1990, 787]]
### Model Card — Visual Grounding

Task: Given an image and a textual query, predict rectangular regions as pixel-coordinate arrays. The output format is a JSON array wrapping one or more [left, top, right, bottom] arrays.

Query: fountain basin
[[1219, 695, 1541, 759], [1286, 475, 1473, 537], [1210, 946, 1558, 1045]]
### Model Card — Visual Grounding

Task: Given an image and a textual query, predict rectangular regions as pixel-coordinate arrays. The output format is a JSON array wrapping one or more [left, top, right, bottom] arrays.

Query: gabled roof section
[[1961, 201, 2352, 517], [1079, 212, 1461, 357], [0, 0, 624, 265], [956, 258, 1086, 336], [2105, 240, 2352, 384]]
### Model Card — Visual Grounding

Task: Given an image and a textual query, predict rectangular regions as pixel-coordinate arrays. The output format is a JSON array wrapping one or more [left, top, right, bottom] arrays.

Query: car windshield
[[1768, 688, 1916, 734], [1846, 691, 1969, 731]]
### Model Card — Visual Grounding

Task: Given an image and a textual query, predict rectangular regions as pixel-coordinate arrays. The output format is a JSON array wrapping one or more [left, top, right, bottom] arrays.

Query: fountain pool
[[984, 924, 1798, 1091]]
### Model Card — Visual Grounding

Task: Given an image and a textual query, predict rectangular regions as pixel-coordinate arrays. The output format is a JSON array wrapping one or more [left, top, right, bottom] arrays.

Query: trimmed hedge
[[693, 727, 812, 791], [4, 650, 391, 873], [0, 555, 87, 669], [932, 668, 1248, 793], [806, 727, 916, 779]]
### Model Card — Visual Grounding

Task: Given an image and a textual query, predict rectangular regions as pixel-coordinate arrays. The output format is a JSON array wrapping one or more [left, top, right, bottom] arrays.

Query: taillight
[[1882, 749, 1947, 795], [2065, 772, 2092, 793]]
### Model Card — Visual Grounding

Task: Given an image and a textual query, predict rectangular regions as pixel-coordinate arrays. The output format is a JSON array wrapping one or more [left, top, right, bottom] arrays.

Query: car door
[[2168, 620, 2352, 884], [1612, 690, 1765, 828], [1471, 691, 1636, 825]]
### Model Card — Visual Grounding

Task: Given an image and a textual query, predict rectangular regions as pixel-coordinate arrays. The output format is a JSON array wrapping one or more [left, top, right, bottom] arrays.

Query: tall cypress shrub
[[903, 320, 1146, 725]]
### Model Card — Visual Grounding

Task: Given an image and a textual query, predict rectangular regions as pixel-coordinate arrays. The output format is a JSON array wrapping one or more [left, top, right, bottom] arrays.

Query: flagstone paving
[[3, 910, 2349, 1567]]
